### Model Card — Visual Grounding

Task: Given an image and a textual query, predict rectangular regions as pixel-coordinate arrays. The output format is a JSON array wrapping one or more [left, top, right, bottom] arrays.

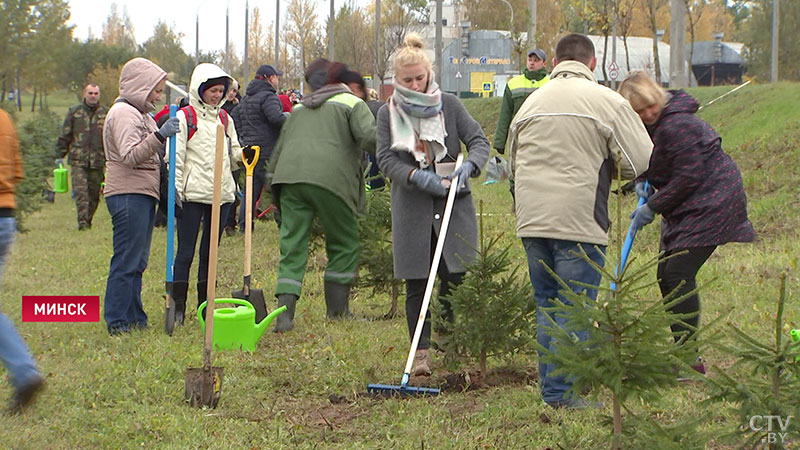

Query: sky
[[66, 0, 371, 56]]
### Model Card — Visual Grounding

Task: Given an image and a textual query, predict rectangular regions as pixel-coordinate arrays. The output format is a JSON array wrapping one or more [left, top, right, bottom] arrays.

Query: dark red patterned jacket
[[642, 90, 756, 251]]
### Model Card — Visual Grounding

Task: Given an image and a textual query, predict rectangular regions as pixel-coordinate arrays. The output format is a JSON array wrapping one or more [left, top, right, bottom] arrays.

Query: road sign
[[609, 69, 619, 80], [483, 83, 492, 92], [363, 76, 372, 81], [608, 61, 619, 71], [455, 71, 462, 78]]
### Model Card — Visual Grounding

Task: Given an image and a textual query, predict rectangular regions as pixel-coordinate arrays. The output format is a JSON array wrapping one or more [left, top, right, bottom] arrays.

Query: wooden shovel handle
[[203, 123, 225, 367]]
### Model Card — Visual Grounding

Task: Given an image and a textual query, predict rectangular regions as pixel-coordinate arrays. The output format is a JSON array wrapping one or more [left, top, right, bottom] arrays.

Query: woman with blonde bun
[[376, 33, 490, 376]]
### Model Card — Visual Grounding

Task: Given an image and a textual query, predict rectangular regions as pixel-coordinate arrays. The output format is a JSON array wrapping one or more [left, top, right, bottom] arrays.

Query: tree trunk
[[613, 392, 622, 449], [479, 348, 487, 386], [602, 34, 609, 86], [386, 282, 399, 319], [649, 0, 662, 84], [30, 89, 36, 113], [623, 36, 631, 71]]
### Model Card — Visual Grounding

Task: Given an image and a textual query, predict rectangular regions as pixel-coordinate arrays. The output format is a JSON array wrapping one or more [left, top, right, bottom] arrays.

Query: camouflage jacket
[[56, 102, 108, 169]]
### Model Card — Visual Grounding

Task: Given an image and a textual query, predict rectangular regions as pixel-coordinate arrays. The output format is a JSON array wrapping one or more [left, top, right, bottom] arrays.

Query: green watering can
[[53, 163, 69, 193], [198, 298, 286, 351]]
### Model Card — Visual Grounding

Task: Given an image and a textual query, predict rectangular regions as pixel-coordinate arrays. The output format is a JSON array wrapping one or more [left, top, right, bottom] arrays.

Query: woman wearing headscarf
[[169, 63, 242, 324], [103, 57, 180, 335], [375, 33, 490, 376], [619, 71, 756, 375]]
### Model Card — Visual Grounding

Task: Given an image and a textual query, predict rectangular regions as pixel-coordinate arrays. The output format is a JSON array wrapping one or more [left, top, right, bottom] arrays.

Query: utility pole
[[527, 0, 537, 47], [329, 0, 335, 60], [225, 3, 230, 74], [770, 0, 779, 83], [244, 0, 249, 90], [611, 2, 617, 90], [435, 0, 442, 86], [375, 0, 382, 98], [275, 0, 280, 66], [195, 13, 200, 64], [669, 0, 688, 88]]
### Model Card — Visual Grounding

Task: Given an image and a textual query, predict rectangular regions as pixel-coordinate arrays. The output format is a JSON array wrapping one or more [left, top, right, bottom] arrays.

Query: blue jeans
[[522, 237, 605, 405], [104, 194, 156, 332], [0, 217, 40, 389], [239, 160, 267, 231]]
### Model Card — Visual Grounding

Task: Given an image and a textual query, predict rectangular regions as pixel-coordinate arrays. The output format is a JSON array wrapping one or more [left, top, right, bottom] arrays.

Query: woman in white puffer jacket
[[168, 63, 242, 324]]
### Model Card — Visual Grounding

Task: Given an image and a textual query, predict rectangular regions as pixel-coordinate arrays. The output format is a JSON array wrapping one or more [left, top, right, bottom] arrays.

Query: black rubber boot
[[173, 281, 189, 325], [325, 281, 353, 319], [273, 294, 298, 333], [197, 280, 208, 321]]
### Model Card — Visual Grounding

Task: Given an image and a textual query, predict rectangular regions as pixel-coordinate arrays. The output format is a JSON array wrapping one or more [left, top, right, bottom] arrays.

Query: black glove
[[409, 169, 447, 198], [174, 195, 183, 218], [243, 145, 257, 165], [156, 117, 180, 140]]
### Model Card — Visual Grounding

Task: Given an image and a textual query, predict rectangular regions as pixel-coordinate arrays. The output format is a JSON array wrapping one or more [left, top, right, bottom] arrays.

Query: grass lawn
[[0, 82, 798, 448]]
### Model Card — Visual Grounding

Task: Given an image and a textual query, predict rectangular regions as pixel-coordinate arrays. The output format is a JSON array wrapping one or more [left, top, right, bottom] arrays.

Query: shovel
[[185, 123, 226, 408], [165, 105, 178, 335], [231, 145, 267, 323]]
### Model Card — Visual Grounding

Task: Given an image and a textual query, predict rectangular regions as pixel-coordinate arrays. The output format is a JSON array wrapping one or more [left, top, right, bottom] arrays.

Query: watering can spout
[[256, 305, 288, 338]]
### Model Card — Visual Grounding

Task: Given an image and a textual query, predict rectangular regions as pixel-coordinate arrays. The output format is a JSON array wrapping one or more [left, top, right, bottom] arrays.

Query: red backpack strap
[[181, 105, 198, 141], [153, 104, 170, 125], [218, 109, 229, 130]]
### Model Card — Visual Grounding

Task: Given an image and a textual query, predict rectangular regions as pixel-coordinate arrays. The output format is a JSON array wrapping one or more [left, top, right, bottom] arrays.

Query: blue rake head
[[366, 383, 441, 398]]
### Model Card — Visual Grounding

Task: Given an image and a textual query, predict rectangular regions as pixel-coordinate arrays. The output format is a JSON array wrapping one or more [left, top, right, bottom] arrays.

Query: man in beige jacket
[[508, 34, 652, 409]]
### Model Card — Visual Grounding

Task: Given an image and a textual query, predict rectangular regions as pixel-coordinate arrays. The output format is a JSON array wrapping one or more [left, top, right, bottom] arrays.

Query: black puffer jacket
[[231, 79, 286, 161]]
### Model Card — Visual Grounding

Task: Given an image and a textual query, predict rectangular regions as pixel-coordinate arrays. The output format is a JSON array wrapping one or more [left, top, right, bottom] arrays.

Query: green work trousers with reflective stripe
[[276, 183, 360, 297]]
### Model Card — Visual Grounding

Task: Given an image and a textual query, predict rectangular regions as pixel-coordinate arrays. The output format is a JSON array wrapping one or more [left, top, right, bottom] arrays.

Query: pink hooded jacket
[[103, 57, 167, 200]]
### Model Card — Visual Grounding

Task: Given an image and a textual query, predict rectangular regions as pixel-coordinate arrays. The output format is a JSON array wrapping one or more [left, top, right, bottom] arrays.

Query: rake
[[367, 154, 465, 397]]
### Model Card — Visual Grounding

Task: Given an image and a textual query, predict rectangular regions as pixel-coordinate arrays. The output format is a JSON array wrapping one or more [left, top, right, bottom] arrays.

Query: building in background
[[688, 38, 745, 86]]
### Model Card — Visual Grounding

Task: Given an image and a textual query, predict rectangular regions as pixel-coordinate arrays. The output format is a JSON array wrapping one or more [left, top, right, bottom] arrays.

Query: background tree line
[[0, 0, 797, 114]]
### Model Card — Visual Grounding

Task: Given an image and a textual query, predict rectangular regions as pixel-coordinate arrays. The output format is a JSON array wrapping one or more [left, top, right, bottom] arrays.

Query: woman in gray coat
[[376, 34, 490, 376]]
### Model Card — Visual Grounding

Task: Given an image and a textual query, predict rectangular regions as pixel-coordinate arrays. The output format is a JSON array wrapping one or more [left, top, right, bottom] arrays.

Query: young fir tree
[[16, 110, 61, 231], [431, 202, 535, 385], [704, 272, 800, 449], [535, 164, 714, 448], [356, 183, 403, 317]]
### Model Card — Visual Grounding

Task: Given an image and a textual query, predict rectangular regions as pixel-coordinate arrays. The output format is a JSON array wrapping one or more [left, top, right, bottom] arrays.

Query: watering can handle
[[196, 298, 256, 326]]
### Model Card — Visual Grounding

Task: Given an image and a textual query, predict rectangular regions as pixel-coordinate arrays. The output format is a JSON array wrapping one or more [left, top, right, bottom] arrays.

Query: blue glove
[[157, 117, 181, 139], [630, 203, 655, 231], [635, 181, 654, 200], [410, 169, 447, 198], [445, 160, 477, 185]]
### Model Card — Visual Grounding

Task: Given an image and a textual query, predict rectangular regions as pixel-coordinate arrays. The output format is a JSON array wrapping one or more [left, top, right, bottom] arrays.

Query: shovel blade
[[184, 366, 224, 408], [165, 297, 175, 336], [231, 288, 268, 323]]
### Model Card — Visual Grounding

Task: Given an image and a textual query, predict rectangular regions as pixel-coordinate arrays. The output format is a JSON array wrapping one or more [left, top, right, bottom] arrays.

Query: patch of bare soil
[[406, 365, 539, 393]]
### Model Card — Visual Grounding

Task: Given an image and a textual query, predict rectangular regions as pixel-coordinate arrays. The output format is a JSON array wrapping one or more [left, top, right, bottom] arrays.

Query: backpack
[[154, 104, 229, 141]]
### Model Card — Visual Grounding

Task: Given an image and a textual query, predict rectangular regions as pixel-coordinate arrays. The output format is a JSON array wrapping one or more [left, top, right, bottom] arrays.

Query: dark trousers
[[239, 161, 267, 230], [174, 201, 232, 284], [405, 230, 464, 351], [657, 246, 716, 343], [225, 169, 241, 229]]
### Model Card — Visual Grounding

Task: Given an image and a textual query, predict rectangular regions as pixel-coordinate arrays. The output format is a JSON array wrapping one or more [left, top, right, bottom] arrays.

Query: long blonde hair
[[393, 33, 431, 74], [618, 70, 667, 112]]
